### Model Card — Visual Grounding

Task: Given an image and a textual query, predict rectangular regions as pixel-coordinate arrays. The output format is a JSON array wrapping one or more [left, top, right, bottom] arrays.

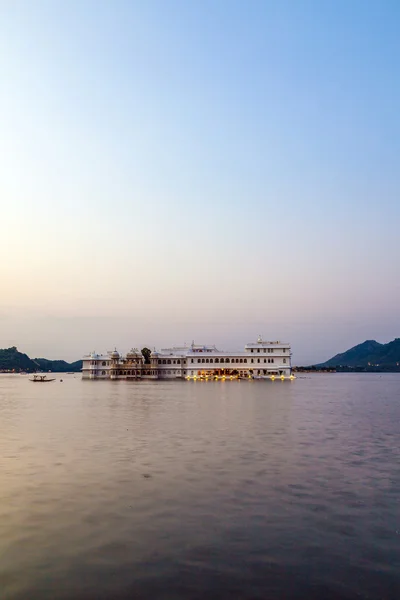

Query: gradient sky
[[1, 0, 399, 364]]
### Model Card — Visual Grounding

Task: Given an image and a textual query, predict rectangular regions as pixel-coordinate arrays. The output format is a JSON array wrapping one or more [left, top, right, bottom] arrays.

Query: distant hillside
[[0, 347, 37, 371], [34, 358, 83, 373], [317, 339, 400, 370], [0, 347, 82, 372]]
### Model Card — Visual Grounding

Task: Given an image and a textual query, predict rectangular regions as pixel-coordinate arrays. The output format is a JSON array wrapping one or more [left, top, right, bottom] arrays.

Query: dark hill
[[0, 347, 82, 372], [0, 347, 37, 371], [34, 358, 83, 373], [318, 338, 400, 369]]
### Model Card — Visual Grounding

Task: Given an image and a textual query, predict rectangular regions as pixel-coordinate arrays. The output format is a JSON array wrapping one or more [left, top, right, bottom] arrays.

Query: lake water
[[1, 373, 399, 599]]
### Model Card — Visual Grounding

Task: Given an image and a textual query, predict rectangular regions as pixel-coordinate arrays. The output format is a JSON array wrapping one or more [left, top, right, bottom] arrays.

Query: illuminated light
[[271, 376, 275, 381]]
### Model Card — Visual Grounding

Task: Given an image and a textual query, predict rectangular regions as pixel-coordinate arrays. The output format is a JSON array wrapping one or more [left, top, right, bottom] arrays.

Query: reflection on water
[[1, 374, 400, 599]]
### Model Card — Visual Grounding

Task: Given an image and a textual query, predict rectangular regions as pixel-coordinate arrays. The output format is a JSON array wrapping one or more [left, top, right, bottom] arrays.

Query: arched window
[[226, 358, 230, 363], [102, 370, 106, 375], [283, 358, 287, 363], [215, 358, 219, 363], [177, 360, 180, 364], [198, 359, 201, 363], [220, 358, 224, 363], [210, 359, 213, 363], [206, 358, 209, 363], [167, 359, 171, 364], [158, 359, 161, 364], [240, 358, 243, 363], [202, 358, 205, 363], [102, 361, 106, 366]]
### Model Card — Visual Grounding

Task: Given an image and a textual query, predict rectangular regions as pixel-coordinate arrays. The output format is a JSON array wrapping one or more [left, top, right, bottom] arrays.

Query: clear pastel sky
[[1, 1, 399, 364]]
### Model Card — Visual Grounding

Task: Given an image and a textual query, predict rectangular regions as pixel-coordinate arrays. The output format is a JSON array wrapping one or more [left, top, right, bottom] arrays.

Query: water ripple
[[0, 373, 400, 599]]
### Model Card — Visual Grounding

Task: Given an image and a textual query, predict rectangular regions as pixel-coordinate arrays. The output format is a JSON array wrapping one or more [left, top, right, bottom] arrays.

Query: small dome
[[151, 350, 159, 357], [126, 348, 136, 358], [111, 349, 120, 359]]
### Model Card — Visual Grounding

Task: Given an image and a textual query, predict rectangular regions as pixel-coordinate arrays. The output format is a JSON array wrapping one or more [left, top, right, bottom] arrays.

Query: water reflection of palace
[[82, 337, 293, 381]]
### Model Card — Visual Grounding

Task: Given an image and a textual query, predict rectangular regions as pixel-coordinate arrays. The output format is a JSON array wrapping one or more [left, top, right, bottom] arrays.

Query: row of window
[[250, 348, 287, 353], [90, 353, 288, 367], [96, 356, 286, 373], [90, 350, 288, 366], [97, 370, 187, 377], [258, 370, 283, 375], [157, 359, 183, 365], [193, 357, 249, 364], [95, 364, 288, 376], [191, 357, 287, 364]]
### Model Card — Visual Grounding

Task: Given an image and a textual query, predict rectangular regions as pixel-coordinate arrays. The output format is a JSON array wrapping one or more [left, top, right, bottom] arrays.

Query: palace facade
[[82, 337, 293, 381]]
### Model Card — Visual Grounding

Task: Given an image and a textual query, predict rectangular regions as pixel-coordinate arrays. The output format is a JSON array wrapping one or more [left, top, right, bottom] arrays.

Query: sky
[[0, 0, 399, 365]]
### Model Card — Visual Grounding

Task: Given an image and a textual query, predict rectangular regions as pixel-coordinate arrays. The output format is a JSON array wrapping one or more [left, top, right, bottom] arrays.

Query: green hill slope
[[34, 358, 82, 372], [0, 347, 37, 371], [318, 339, 400, 369], [0, 347, 82, 372]]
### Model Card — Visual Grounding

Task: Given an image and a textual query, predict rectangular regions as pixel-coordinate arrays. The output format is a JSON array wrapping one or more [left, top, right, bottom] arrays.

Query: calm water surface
[[1, 373, 399, 599]]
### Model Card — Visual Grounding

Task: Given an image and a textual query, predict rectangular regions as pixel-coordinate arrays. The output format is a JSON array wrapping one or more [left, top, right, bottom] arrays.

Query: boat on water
[[30, 374, 56, 382]]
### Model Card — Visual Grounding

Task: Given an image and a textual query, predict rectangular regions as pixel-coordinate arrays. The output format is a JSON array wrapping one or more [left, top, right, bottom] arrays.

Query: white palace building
[[82, 337, 294, 381]]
